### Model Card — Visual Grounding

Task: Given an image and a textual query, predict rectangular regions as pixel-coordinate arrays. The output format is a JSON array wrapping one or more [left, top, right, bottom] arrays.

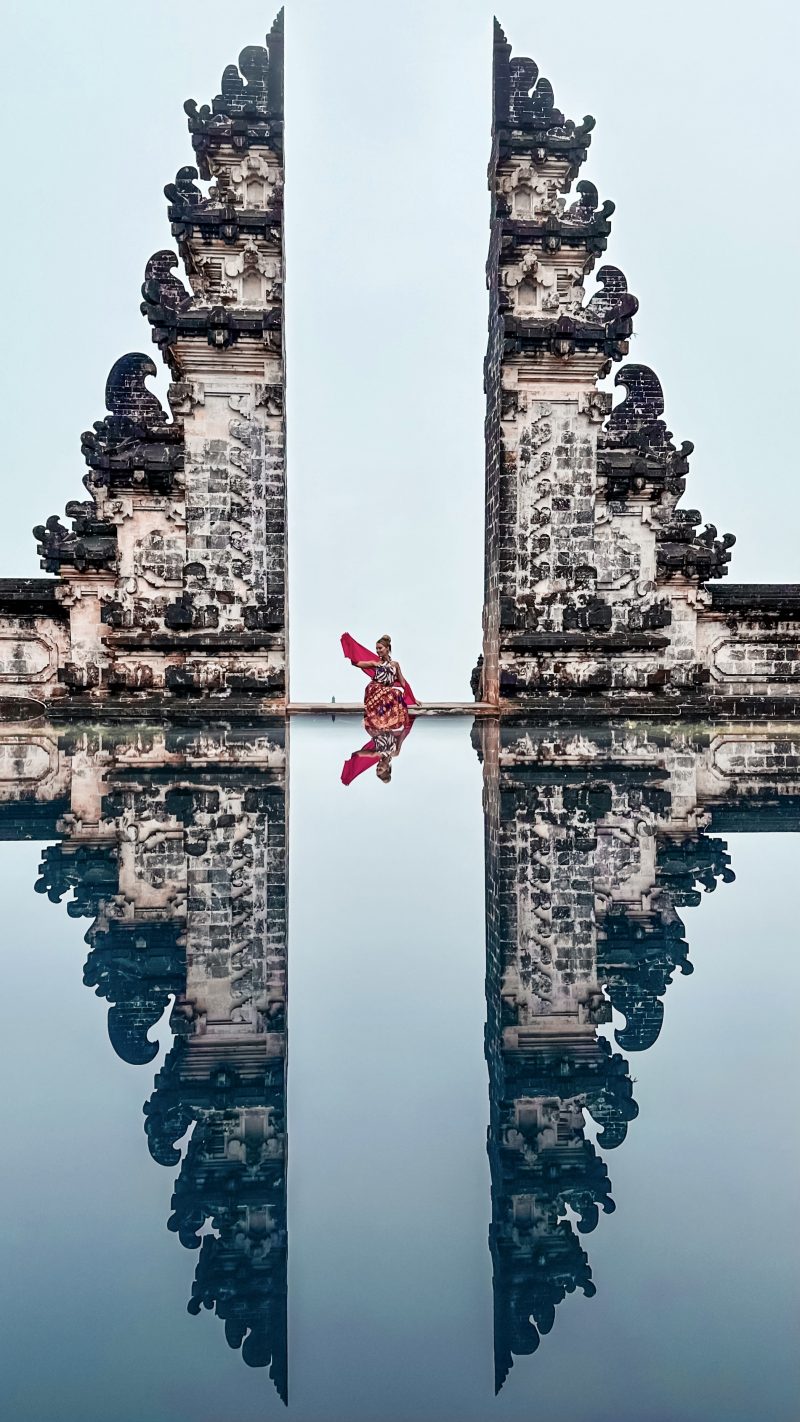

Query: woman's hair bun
[[378, 633, 392, 646]]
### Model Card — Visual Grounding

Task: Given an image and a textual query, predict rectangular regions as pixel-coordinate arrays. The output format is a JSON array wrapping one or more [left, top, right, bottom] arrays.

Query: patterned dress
[[364, 660, 407, 734]]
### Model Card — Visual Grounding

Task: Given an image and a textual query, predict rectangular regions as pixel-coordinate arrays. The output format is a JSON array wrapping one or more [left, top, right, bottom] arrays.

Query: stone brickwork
[[4, 723, 289, 1396], [473, 717, 800, 1387], [477, 22, 800, 716], [0, 13, 287, 712]]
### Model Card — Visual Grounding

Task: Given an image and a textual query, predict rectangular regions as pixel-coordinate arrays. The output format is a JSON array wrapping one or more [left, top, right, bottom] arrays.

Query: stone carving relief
[[0, 631, 57, 682], [516, 402, 555, 597], [500, 163, 564, 219], [709, 637, 800, 683], [224, 238, 280, 305], [595, 522, 644, 592], [132, 531, 184, 589], [229, 152, 281, 207]]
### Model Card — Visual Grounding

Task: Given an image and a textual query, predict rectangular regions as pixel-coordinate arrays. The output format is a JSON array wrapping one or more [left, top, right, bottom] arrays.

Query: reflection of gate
[[474, 718, 798, 1388], [9, 721, 289, 1398]]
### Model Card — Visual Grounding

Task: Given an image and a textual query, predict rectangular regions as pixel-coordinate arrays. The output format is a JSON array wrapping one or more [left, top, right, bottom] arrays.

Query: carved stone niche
[[228, 153, 280, 208], [224, 238, 279, 306]]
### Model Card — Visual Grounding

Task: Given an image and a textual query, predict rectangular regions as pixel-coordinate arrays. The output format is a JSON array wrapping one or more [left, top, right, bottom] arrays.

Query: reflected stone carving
[[4, 723, 288, 1398], [4, 712, 800, 1400], [474, 717, 800, 1389]]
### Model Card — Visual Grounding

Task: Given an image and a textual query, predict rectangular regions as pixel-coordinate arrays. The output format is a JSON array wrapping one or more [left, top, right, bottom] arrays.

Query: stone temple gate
[[474, 21, 800, 717], [0, 14, 797, 716], [0, 14, 287, 714]]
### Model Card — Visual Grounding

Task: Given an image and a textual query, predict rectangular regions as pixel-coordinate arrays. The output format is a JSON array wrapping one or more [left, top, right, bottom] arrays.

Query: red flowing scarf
[[340, 633, 417, 707], [340, 743, 381, 786]]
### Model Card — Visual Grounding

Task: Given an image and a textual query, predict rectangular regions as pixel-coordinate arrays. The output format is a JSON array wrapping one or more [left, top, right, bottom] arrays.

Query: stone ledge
[[0, 578, 65, 616], [502, 632, 670, 652], [495, 693, 800, 719], [0, 797, 70, 839], [710, 800, 800, 832], [37, 695, 287, 722], [105, 632, 285, 651], [707, 584, 800, 614]]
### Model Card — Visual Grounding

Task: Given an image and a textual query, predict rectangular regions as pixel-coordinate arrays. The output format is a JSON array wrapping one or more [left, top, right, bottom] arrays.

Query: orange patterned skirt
[[364, 678, 407, 734]]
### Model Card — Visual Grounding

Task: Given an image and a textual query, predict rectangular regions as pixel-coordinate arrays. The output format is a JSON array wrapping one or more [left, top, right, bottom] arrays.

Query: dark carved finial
[[183, 97, 210, 124], [572, 179, 599, 214], [585, 261, 636, 327], [141, 251, 191, 316], [76, 348, 181, 501], [608, 363, 666, 430], [509, 58, 566, 129], [220, 63, 244, 101], [589, 265, 629, 302], [83, 922, 185, 1067], [600, 366, 735, 580], [164, 165, 203, 210], [597, 835, 734, 1050], [509, 56, 539, 120], [186, 13, 284, 171], [104, 353, 163, 423], [238, 45, 269, 94], [494, 24, 591, 173], [214, 42, 270, 115], [33, 482, 118, 572], [144, 1048, 195, 1166], [530, 75, 555, 119]]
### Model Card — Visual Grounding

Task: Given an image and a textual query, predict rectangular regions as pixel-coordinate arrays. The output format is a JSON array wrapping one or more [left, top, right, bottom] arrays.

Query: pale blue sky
[[2, 0, 797, 699]]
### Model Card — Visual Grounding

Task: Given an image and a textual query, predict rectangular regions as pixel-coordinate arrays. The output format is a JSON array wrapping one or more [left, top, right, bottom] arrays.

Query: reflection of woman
[[372, 732, 401, 783], [341, 721, 413, 786]]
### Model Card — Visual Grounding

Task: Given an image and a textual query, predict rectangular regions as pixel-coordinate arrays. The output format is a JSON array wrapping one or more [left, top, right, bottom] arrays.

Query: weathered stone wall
[[480, 201, 505, 704]]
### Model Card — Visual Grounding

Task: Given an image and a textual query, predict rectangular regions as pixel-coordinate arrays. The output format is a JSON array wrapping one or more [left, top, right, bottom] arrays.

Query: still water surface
[[0, 718, 796, 1421]]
